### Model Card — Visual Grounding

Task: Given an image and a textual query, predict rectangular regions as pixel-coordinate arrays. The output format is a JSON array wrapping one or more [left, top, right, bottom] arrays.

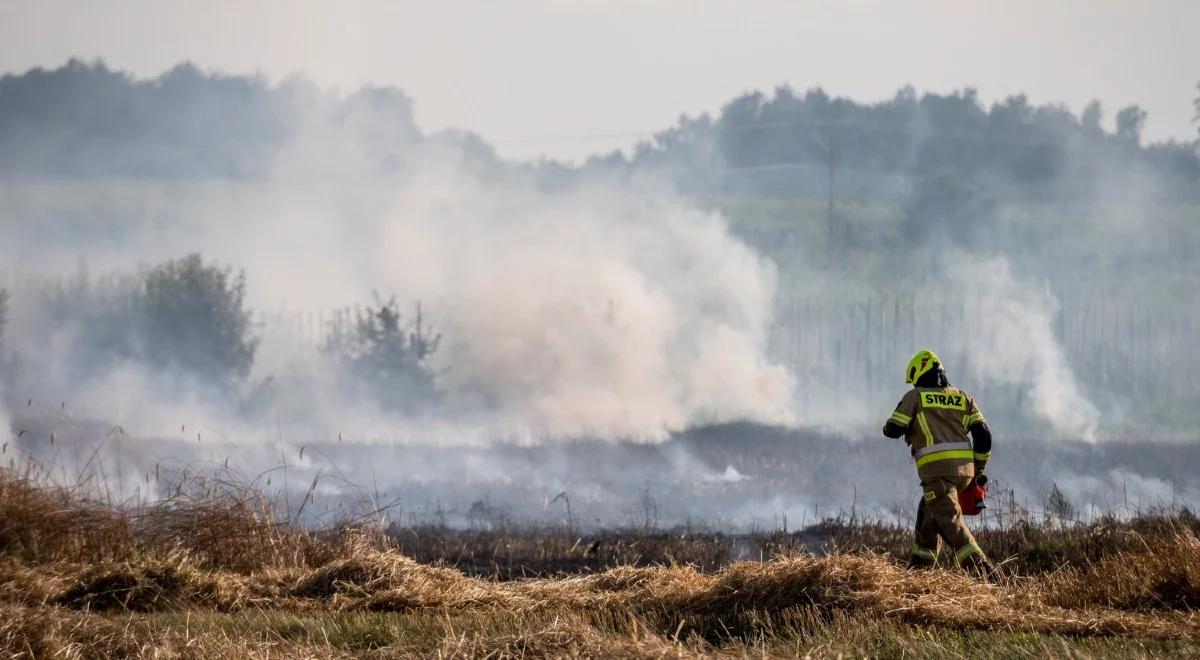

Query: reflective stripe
[[890, 411, 911, 425], [965, 412, 985, 426], [973, 452, 991, 461], [913, 441, 972, 459], [917, 412, 934, 447], [955, 542, 982, 563], [911, 544, 937, 561], [915, 449, 975, 468]]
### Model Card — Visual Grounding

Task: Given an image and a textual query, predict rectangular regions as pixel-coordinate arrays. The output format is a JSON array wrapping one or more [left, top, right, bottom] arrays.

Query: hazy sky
[[2, 0, 1197, 161]]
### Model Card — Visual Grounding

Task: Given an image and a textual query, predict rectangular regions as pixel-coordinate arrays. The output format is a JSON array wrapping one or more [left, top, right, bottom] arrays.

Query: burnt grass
[[388, 510, 1200, 579]]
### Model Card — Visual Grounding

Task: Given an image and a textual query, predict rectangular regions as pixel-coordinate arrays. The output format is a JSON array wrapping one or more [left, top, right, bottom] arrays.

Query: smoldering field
[[2, 62, 1199, 532], [1, 171, 805, 528]]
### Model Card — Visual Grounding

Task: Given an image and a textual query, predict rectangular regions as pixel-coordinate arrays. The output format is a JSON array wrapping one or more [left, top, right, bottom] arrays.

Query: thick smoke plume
[[372, 172, 793, 440], [950, 254, 1099, 440], [2, 163, 793, 447]]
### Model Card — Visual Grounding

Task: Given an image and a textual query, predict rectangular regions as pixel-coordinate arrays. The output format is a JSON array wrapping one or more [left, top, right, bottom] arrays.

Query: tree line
[[587, 85, 1200, 201], [2, 59, 1196, 200], [0, 59, 497, 179]]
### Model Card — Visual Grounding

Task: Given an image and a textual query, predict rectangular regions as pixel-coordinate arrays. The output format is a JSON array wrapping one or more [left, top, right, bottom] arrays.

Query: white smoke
[[370, 171, 794, 440], [951, 253, 1099, 440], [2, 167, 795, 444]]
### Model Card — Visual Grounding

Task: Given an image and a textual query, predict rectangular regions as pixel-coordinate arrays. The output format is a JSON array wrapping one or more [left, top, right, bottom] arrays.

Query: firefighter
[[883, 349, 996, 577]]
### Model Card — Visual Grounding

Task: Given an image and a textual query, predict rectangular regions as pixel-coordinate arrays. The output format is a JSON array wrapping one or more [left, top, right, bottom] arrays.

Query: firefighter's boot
[[907, 544, 937, 569], [961, 552, 998, 582]]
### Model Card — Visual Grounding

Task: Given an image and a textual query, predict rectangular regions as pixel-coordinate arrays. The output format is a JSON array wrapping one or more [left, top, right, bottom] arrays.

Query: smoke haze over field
[[0, 65, 796, 448], [1, 58, 1198, 525], [1, 175, 795, 443]]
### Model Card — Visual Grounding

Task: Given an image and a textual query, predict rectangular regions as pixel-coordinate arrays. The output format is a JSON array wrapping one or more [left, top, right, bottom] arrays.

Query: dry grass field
[[2, 465, 1199, 659]]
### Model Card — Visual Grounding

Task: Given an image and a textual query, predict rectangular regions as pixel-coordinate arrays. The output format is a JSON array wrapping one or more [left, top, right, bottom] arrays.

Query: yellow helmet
[[905, 349, 942, 385]]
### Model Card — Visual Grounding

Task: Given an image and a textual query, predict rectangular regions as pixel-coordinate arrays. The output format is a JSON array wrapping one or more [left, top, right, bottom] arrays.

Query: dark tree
[[139, 254, 258, 385], [1115, 105, 1148, 147], [1081, 100, 1103, 134]]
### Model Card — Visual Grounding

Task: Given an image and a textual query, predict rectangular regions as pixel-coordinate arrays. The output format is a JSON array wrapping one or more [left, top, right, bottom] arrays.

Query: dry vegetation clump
[[0, 470, 137, 564], [53, 554, 245, 612], [290, 549, 499, 612], [507, 553, 1197, 641], [132, 479, 393, 573], [974, 513, 1200, 573], [0, 557, 76, 606], [290, 553, 419, 599], [0, 605, 142, 659], [134, 496, 311, 573], [1042, 532, 1200, 612], [0, 466, 393, 573]]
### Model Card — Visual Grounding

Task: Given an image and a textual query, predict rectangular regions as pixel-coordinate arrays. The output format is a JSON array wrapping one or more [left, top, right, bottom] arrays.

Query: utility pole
[[813, 133, 840, 252]]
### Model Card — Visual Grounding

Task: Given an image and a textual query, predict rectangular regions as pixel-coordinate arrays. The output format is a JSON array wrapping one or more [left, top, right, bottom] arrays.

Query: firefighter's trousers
[[910, 475, 986, 567]]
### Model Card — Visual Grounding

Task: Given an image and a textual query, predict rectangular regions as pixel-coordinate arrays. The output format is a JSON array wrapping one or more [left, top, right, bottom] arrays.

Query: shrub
[[323, 296, 440, 414], [27, 254, 257, 390]]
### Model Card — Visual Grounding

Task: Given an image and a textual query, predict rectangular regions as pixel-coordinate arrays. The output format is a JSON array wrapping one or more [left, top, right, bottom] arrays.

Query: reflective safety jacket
[[887, 387, 987, 480]]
